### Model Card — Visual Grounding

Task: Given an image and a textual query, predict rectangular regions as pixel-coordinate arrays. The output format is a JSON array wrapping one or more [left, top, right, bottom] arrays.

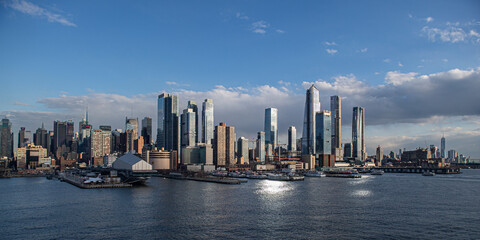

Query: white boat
[[246, 174, 268, 179], [267, 174, 290, 181], [370, 169, 384, 175], [422, 171, 435, 176], [304, 171, 326, 177]]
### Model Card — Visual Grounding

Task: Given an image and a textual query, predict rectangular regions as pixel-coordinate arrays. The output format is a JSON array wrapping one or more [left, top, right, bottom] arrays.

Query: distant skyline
[[1, 0, 479, 158]]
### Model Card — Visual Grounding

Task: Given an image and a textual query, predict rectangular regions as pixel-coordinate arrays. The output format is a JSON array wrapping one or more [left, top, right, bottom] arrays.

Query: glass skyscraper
[[441, 135, 445, 158], [157, 93, 179, 152], [302, 85, 321, 155], [315, 111, 331, 155], [352, 107, 365, 165], [264, 108, 278, 150], [256, 131, 265, 163], [288, 126, 296, 152], [202, 99, 214, 145], [330, 95, 342, 161], [187, 101, 199, 144], [0, 118, 13, 158]]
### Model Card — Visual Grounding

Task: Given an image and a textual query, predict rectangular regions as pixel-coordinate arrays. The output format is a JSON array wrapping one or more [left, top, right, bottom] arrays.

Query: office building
[[352, 107, 365, 165], [0, 118, 13, 158], [157, 93, 179, 153], [344, 143, 352, 159], [441, 135, 445, 158], [376, 145, 383, 167], [237, 137, 249, 164], [330, 95, 342, 161], [288, 126, 296, 152], [256, 131, 265, 163], [141, 117, 152, 145], [264, 108, 278, 150], [34, 124, 50, 151], [187, 101, 199, 144], [302, 85, 321, 155], [316, 111, 334, 167], [18, 127, 31, 148], [213, 123, 235, 167], [202, 99, 214, 144], [181, 108, 196, 148]]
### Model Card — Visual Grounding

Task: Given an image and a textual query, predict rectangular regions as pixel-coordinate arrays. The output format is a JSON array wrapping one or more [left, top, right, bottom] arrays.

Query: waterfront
[[1, 170, 480, 239]]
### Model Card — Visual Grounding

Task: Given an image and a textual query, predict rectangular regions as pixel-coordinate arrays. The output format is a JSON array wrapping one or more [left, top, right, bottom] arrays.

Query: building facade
[[264, 108, 278, 150], [302, 85, 321, 155], [157, 93, 179, 153], [288, 126, 296, 152], [141, 117, 152, 145], [256, 131, 265, 163], [352, 107, 366, 165], [237, 137, 249, 164], [202, 99, 214, 145], [213, 123, 235, 167], [330, 95, 342, 161], [316, 111, 334, 167], [0, 119, 13, 158]]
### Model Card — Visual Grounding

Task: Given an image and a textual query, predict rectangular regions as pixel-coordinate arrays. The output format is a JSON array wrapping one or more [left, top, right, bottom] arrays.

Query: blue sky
[[1, 0, 480, 158]]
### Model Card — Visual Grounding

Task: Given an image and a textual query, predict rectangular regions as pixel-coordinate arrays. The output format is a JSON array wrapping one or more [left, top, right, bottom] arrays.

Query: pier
[[377, 167, 461, 174], [61, 173, 132, 189]]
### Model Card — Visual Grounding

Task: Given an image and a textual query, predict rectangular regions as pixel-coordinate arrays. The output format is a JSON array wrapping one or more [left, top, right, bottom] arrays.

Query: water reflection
[[255, 180, 293, 195], [351, 189, 372, 197]]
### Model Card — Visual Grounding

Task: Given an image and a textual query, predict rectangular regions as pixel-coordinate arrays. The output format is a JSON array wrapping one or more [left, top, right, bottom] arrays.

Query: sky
[[1, 0, 480, 158]]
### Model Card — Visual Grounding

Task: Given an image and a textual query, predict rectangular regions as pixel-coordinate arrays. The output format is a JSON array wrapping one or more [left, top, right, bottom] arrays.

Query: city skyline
[[1, 0, 479, 158]]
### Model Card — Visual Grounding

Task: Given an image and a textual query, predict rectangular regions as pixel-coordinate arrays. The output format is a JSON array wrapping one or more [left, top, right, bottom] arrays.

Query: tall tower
[[316, 111, 333, 167], [0, 118, 13, 158], [181, 108, 196, 148], [213, 123, 235, 167], [256, 131, 265, 163], [441, 135, 445, 158], [264, 108, 278, 150], [202, 99, 214, 145], [187, 101, 199, 144], [376, 145, 383, 167], [141, 117, 152, 145], [330, 96, 342, 161], [288, 126, 296, 152], [302, 85, 321, 155], [237, 137, 249, 164], [157, 93, 179, 153], [352, 107, 365, 165]]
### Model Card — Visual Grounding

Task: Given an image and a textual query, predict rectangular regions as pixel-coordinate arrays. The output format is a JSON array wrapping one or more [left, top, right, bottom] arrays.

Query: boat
[[370, 169, 384, 175], [304, 171, 326, 177], [211, 172, 228, 177], [246, 174, 268, 179], [422, 171, 435, 176], [267, 173, 290, 181], [324, 169, 362, 178]]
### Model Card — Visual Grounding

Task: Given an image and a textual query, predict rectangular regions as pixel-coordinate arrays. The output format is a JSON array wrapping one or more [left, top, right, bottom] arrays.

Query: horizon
[[1, 0, 479, 158]]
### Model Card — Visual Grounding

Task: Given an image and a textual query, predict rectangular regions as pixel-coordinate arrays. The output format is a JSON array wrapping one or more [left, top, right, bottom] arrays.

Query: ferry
[[370, 169, 385, 175], [324, 169, 362, 178], [304, 171, 326, 177], [422, 171, 435, 176]]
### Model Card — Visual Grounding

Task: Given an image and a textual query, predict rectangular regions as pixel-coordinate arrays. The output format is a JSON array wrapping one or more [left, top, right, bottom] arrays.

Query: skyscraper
[[157, 93, 179, 153], [213, 123, 235, 167], [202, 99, 214, 145], [330, 95, 342, 161], [288, 126, 296, 152], [237, 137, 249, 164], [441, 135, 445, 158], [141, 117, 152, 145], [18, 127, 28, 148], [256, 131, 265, 163], [302, 85, 321, 155], [376, 145, 383, 167], [34, 124, 49, 151], [181, 108, 196, 148], [0, 118, 13, 158], [264, 108, 278, 150], [53, 120, 67, 157], [187, 101, 199, 144], [316, 111, 334, 167], [125, 117, 138, 152], [352, 107, 365, 165]]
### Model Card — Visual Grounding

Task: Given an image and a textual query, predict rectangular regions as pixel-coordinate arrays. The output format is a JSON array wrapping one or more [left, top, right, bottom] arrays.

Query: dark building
[[0, 118, 14, 158], [187, 101, 199, 144], [157, 93, 179, 153], [141, 117, 152, 145], [34, 124, 50, 151]]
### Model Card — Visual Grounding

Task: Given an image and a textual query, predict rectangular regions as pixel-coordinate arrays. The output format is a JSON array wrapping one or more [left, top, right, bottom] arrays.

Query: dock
[[377, 167, 461, 174], [61, 174, 132, 189]]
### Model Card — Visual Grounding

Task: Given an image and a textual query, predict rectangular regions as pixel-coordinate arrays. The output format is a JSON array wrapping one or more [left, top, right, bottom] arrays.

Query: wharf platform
[[61, 174, 132, 189], [377, 167, 461, 174]]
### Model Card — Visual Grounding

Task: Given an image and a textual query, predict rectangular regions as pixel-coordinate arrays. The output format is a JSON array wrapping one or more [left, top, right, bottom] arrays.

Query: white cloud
[[422, 26, 467, 43], [360, 48, 368, 53], [276, 29, 285, 34], [13, 101, 31, 106], [385, 71, 418, 85], [6, 0, 76, 27], [324, 41, 337, 46], [166, 81, 177, 85], [442, 58, 448, 63], [251, 20, 269, 34], [426, 17, 434, 23], [470, 30, 480, 37], [398, 62, 404, 67], [326, 49, 338, 55], [235, 12, 249, 20], [383, 58, 391, 63]]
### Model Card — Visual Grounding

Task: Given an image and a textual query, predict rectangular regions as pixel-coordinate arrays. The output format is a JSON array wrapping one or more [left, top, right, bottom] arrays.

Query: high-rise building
[[0, 119, 13, 158], [213, 123, 235, 167], [18, 127, 30, 148], [376, 145, 383, 167], [237, 137, 249, 164], [141, 117, 152, 145], [288, 126, 296, 152], [352, 107, 366, 165], [256, 131, 265, 163], [302, 85, 321, 155], [441, 135, 445, 158], [330, 96, 342, 161], [157, 93, 179, 153], [125, 117, 138, 133], [66, 120, 74, 148], [202, 99, 214, 144], [343, 143, 352, 159], [187, 101, 199, 144], [53, 120, 67, 158], [34, 124, 50, 151], [316, 111, 334, 167], [264, 108, 278, 150], [181, 108, 196, 148]]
